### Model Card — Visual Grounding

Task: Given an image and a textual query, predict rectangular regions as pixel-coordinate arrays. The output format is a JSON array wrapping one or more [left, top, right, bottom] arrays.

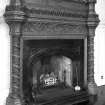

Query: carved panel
[[22, 22, 88, 35]]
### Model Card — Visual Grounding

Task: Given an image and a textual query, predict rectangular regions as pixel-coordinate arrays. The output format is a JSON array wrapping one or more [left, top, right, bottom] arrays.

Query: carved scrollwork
[[22, 22, 87, 35]]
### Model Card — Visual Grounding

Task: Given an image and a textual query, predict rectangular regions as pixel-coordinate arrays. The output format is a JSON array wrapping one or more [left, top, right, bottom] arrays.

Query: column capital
[[8, 22, 23, 37], [4, 0, 26, 26], [87, 0, 100, 37]]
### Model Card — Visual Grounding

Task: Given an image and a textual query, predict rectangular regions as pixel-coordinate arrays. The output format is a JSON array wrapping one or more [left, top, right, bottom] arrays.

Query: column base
[[6, 93, 22, 105], [88, 82, 97, 95], [89, 94, 97, 105], [88, 82, 98, 105]]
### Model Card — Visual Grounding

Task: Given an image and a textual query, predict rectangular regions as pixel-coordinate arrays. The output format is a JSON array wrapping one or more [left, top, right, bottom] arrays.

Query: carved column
[[4, 0, 25, 105], [87, 1, 99, 105], [6, 29, 22, 105], [87, 34, 97, 94], [87, 0, 99, 95]]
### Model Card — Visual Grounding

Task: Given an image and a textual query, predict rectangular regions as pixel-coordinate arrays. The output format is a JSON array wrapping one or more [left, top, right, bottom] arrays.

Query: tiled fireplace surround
[[4, 0, 99, 105]]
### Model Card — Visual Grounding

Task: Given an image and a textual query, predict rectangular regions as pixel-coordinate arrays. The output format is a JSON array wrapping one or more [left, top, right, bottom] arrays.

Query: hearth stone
[[4, 0, 99, 105]]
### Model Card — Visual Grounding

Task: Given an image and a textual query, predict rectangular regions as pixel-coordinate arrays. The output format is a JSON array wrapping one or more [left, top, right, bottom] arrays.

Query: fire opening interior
[[23, 39, 85, 104]]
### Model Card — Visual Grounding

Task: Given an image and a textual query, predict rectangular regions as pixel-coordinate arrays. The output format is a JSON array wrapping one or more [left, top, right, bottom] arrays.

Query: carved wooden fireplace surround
[[4, 0, 99, 105]]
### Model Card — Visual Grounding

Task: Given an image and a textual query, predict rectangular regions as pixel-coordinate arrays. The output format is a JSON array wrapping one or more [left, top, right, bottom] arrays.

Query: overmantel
[[4, 0, 99, 38], [5, 0, 88, 23], [24, 0, 88, 19], [4, 0, 99, 105], [21, 1, 88, 37]]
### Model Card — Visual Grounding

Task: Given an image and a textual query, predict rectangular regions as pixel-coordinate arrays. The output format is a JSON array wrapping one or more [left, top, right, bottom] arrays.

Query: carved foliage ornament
[[22, 22, 87, 34]]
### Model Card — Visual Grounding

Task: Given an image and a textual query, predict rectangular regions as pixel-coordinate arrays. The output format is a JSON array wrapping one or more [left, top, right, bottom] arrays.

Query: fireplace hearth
[[4, 0, 99, 105]]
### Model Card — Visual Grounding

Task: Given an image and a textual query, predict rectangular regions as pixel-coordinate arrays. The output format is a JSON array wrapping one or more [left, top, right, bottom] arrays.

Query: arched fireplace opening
[[23, 39, 85, 104]]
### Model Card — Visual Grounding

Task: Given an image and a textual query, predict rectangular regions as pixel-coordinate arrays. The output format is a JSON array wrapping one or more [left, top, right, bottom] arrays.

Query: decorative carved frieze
[[22, 22, 88, 35], [28, 8, 87, 18]]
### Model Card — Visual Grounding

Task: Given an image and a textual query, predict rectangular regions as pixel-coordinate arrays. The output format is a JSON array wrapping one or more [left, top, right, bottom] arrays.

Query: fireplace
[[23, 39, 85, 104], [4, 0, 99, 105]]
